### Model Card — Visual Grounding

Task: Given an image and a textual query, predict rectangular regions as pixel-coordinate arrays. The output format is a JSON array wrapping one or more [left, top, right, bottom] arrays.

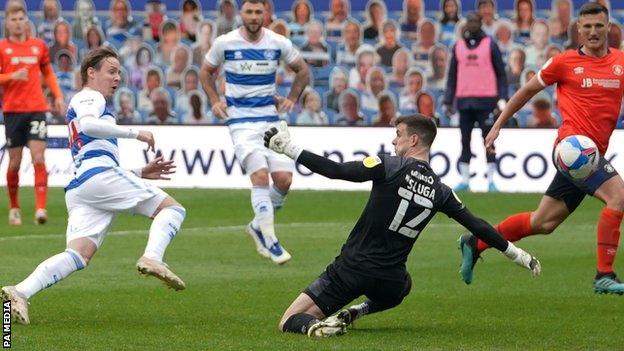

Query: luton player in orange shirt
[[459, 2, 624, 294], [0, 3, 65, 225]]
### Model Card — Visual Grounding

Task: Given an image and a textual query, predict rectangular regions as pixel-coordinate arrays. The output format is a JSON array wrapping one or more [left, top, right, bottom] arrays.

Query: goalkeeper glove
[[503, 242, 542, 277], [263, 121, 303, 159]]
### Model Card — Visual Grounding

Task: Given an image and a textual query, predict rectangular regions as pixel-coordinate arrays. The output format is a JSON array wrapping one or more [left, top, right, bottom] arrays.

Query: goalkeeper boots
[[137, 256, 186, 291], [1, 286, 30, 325], [459, 234, 481, 284], [246, 222, 271, 259], [307, 320, 347, 337], [593, 272, 624, 295]]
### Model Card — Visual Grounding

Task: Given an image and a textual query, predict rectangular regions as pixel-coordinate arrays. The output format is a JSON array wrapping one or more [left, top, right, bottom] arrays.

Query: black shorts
[[303, 262, 412, 316], [545, 155, 619, 212], [4, 112, 48, 148]]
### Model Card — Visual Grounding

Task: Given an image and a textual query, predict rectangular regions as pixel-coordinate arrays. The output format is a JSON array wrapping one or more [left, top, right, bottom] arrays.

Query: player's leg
[[334, 272, 412, 326], [246, 152, 291, 264], [28, 139, 48, 224], [6, 147, 23, 225], [269, 171, 292, 211], [455, 109, 474, 191], [476, 109, 498, 192], [280, 264, 357, 337], [4, 113, 28, 225], [1, 190, 111, 325], [134, 194, 187, 291], [586, 161, 624, 294]]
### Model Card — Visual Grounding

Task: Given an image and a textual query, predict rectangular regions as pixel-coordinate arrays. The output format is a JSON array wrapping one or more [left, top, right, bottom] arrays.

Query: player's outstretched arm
[[452, 208, 541, 277], [264, 121, 384, 182], [484, 76, 545, 153], [132, 156, 176, 180]]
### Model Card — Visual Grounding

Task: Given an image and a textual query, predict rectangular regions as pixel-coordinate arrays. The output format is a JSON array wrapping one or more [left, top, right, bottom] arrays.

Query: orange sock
[[477, 212, 533, 252], [596, 208, 623, 274], [34, 164, 48, 210], [7, 169, 19, 208]]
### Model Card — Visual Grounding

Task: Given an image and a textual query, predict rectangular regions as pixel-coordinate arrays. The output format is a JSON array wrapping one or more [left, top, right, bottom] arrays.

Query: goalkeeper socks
[[15, 249, 86, 299], [458, 162, 470, 184], [34, 163, 48, 210], [251, 186, 277, 246], [269, 184, 288, 211], [7, 169, 19, 208], [477, 212, 532, 253], [282, 313, 319, 334], [596, 207, 623, 274], [143, 206, 186, 262]]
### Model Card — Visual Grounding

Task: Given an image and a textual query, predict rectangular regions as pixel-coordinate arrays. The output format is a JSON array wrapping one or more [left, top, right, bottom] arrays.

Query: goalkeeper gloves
[[263, 121, 303, 159], [503, 242, 542, 277]]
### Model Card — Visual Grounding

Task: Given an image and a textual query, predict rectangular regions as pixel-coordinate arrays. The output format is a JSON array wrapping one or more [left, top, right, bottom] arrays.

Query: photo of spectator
[[179, 0, 202, 42], [439, 0, 461, 48], [335, 89, 366, 126], [300, 20, 330, 67], [175, 67, 200, 115], [400, 0, 423, 41], [129, 44, 155, 90], [216, 0, 238, 36], [513, 0, 535, 45], [166, 44, 192, 89], [495, 19, 515, 61], [181, 90, 210, 124], [376, 20, 402, 67], [412, 19, 438, 72], [326, 0, 350, 43], [146, 88, 178, 124], [54, 50, 76, 103], [114, 87, 141, 125], [37, 0, 63, 44], [73, 0, 99, 41], [262, 0, 276, 28], [192, 21, 215, 67], [526, 95, 558, 128], [156, 20, 181, 65], [106, 0, 138, 45], [297, 89, 329, 125], [81, 25, 107, 58], [389, 48, 411, 88], [348, 44, 377, 93], [324, 67, 349, 112], [608, 20, 622, 49], [399, 68, 425, 111], [524, 20, 550, 66], [427, 44, 449, 92], [288, 0, 313, 47], [138, 67, 165, 112], [416, 91, 437, 121], [361, 66, 388, 111], [363, 0, 386, 41], [269, 19, 289, 37], [506, 47, 526, 94], [372, 93, 398, 127], [335, 19, 362, 66], [549, 0, 573, 43], [144, 0, 167, 41], [49, 20, 76, 65], [476, 0, 499, 36]]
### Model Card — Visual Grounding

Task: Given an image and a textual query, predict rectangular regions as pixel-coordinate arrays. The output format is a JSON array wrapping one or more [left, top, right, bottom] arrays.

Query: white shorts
[[228, 121, 294, 174], [65, 167, 168, 248]]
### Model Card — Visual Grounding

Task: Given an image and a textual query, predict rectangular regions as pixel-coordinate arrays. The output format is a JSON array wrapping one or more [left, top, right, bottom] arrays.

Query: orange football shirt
[[0, 37, 50, 112], [538, 48, 624, 154]]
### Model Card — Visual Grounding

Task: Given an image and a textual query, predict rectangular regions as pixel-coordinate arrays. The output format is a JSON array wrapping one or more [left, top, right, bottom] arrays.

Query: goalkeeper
[[264, 115, 541, 338]]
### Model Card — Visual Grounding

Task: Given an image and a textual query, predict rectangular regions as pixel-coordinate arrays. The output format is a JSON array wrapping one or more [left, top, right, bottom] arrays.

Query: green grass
[[1, 188, 623, 350]]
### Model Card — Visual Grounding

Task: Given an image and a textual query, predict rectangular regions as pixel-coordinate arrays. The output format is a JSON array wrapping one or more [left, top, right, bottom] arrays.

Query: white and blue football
[[554, 135, 600, 180]]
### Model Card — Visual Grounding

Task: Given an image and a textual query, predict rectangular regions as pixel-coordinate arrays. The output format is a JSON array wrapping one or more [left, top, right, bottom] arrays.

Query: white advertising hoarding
[[0, 125, 621, 192]]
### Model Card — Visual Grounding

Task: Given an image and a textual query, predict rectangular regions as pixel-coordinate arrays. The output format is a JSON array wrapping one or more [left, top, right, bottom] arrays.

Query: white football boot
[[136, 256, 186, 291], [1, 286, 30, 325]]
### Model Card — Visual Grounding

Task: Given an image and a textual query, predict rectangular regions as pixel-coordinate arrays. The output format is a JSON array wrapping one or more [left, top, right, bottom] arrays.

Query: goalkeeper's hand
[[263, 121, 302, 159], [503, 242, 541, 277]]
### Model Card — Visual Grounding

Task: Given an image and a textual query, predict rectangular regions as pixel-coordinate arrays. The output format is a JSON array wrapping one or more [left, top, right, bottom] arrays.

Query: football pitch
[[1, 188, 623, 350]]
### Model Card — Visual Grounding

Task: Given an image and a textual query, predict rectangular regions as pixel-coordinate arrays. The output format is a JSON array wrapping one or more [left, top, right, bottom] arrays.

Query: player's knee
[[250, 170, 270, 185], [606, 192, 624, 212], [274, 176, 292, 191], [534, 220, 558, 234]]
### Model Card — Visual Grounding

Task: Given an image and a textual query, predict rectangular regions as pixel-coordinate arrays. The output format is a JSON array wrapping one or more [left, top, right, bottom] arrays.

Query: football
[[554, 135, 600, 180]]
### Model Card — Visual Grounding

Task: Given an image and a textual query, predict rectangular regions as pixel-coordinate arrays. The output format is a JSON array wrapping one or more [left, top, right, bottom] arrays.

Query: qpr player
[[2, 47, 186, 325]]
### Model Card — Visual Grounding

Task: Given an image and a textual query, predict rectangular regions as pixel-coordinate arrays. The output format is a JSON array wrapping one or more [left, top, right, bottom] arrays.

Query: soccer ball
[[554, 135, 600, 180]]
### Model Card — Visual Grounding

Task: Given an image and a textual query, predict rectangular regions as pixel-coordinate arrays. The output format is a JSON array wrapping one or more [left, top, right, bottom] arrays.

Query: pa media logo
[[2, 299, 10, 349]]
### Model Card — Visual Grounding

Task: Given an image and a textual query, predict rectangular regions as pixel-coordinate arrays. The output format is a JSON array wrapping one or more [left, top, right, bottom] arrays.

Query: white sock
[[143, 206, 186, 262], [269, 184, 288, 211], [15, 248, 86, 299], [459, 162, 470, 184], [251, 186, 277, 246], [486, 162, 496, 185]]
